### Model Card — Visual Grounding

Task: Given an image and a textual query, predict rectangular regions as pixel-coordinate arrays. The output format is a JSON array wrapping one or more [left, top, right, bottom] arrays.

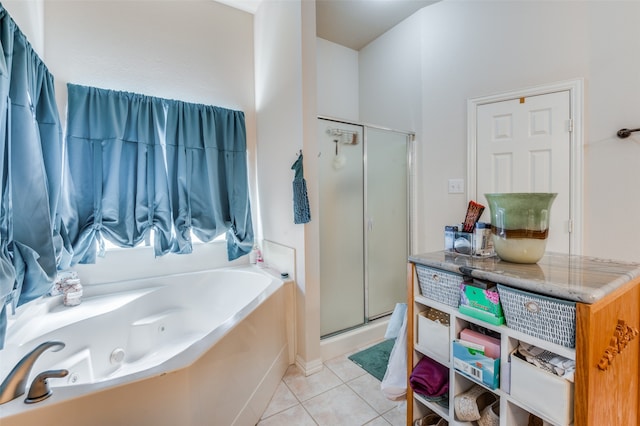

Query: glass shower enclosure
[[318, 117, 413, 337]]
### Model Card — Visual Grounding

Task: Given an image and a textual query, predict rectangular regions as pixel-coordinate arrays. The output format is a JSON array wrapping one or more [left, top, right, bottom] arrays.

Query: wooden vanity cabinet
[[574, 278, 640, 425], [406, 252, 640, 426]]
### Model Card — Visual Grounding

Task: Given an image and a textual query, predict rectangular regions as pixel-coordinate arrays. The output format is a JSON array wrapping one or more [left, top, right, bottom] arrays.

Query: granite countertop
[[408, 251, 640, 304]]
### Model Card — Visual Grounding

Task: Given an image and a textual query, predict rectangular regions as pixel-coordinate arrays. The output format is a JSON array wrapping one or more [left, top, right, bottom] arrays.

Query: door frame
[[467, 79, 584, 255]]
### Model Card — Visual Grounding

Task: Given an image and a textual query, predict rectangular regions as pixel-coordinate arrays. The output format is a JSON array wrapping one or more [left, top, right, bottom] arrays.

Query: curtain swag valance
[[62, 83, 254, 265]]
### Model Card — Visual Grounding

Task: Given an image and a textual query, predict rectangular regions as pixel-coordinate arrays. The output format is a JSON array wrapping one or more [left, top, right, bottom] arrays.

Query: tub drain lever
[[25, 369, 69, 404]]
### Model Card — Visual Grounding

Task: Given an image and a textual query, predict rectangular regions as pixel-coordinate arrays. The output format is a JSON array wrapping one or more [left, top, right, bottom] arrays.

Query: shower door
[[365, 127, 408, 320], [319, 120, 365, 336], [318, 118, 411, 337]]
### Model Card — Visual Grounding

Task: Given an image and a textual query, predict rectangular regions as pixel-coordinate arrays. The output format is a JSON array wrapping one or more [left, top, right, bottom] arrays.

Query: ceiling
[[315, 0, 437, 50], [217, 0, 438, 51]]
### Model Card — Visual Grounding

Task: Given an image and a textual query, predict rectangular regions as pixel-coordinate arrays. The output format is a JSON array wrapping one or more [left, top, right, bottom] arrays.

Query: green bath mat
[[348, 338, 396, 381]]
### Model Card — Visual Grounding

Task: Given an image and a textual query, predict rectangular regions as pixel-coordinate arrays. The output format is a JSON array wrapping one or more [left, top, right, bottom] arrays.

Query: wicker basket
[[497, 284, 576, 348], [416, 264, 461, 308]]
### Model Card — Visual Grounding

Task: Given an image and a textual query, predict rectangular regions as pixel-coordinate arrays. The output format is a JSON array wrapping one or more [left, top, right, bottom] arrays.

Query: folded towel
[[410, 355, 449, 397]]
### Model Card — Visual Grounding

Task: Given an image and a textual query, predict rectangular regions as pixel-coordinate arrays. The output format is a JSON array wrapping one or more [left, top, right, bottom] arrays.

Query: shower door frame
[[318, 116, 416, 337]]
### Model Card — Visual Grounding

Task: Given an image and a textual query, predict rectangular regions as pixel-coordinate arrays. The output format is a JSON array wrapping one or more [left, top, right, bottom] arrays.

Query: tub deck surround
[[409, 250, 640, 303], [0, 265, 294, 425]]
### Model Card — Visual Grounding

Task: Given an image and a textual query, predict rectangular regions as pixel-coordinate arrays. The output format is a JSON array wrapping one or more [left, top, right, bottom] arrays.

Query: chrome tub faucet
[[0, 341, 65, 404]]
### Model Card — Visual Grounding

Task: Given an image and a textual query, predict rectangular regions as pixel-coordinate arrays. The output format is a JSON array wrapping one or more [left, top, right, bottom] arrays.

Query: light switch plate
[[448, 179, 464, 194]]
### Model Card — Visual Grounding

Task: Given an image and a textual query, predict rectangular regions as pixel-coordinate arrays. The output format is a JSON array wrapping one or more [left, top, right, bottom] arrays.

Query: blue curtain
[[165, 101, 253, 259], [64, 84, 253, 264], [0, 6, 64, 348], [64, 85, 173, 264]]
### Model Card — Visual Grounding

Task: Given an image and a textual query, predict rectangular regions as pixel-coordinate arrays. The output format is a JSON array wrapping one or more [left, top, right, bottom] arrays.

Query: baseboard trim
[[295, 354, 323, 376]]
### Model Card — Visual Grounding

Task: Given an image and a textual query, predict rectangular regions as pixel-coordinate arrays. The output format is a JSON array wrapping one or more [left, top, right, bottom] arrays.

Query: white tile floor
[[258, 341, 407, 426]]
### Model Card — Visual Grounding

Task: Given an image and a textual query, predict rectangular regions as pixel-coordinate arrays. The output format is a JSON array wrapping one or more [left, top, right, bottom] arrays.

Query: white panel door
[[476, 91, 571, 254]]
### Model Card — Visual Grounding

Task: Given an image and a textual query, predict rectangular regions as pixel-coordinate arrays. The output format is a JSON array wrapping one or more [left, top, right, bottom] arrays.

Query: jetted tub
[[0, 265, 294, 425]]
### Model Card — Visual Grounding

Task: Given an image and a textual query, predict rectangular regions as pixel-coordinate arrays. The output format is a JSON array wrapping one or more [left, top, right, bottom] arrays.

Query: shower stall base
[[320, 316, 390, 361]]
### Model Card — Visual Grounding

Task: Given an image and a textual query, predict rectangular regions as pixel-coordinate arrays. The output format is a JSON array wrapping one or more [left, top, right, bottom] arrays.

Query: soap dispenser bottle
[[249, 244, 259, 264], [256, 249, 265, 268]]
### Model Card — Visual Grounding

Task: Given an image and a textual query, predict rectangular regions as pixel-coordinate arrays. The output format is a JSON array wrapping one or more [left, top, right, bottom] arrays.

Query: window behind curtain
[[62, 84, 254, 265]]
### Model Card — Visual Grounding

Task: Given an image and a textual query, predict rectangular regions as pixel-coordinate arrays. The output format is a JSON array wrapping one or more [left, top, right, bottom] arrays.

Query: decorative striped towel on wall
[[291, 153, 311, 224]]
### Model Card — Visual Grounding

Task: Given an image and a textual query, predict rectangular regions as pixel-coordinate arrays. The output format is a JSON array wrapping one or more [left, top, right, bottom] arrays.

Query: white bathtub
[[0, 265, 294, 425]]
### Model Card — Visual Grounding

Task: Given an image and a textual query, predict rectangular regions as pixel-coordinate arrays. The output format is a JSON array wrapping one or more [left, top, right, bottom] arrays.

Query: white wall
[[255, 0, 322, 371], [359, 10, 423, 133], [43, 1, 255, 114], [3, 0, 44, 55], [254, 1, 303, 248], [361, 0, 640, 262], [316, 37, 359, 122], [582, 2, 640, 261]]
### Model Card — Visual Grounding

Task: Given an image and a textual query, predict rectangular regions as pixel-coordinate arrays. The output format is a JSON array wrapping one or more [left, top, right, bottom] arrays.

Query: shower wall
[[318, 117, 411, 337]]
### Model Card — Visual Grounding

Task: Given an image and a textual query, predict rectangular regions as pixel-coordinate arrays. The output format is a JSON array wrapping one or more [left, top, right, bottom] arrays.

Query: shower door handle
[[367, 218, 374, 232]]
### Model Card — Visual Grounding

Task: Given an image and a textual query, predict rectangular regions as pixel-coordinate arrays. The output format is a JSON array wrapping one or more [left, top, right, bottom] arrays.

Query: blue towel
[[385, 303, 407, 339], [291, 153, 311, 224]]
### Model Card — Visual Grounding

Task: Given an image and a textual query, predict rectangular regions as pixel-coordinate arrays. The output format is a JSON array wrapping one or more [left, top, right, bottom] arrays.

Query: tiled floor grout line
[[259, 342, 406, 426], [344, 377, 385, 418], [321, 360, 384, 425], [282, 376, 322, 425], [291, 385, 321, 426]]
